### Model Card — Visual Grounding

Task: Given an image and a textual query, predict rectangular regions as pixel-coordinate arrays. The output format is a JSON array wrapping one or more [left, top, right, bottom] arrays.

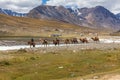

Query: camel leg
[[30, 44, 31, 48], [45, 44, 46, 47], [33, 44, 35, 47]]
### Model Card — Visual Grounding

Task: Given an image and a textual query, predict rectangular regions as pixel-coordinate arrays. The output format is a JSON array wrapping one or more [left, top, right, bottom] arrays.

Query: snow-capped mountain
[[67, 7, 85, 21], [78, 6, 120, 29], [27, 5, 82, 25], [1, 6, 120, 30], [116, 13, 120, 19], [67, 6, 81, 16], [0, 8, 26, 17], [27, 5, 120, 30]]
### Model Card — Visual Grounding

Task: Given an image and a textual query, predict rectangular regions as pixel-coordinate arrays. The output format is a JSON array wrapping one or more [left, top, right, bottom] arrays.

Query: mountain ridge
[[0, 8, 26, 17], [0, 13, 100, 37], [27, 5, 120, 30], [27, 5, 82, 25], [116, 13, 120, 19], [0, 5, 120, 31]]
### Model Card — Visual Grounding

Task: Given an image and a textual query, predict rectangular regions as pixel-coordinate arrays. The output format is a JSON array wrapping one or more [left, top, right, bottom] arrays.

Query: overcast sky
[[0, 0, 120, 14]]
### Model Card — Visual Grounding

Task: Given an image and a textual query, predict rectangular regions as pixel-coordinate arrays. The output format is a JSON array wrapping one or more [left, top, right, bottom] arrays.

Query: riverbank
[[0, 36, 120, 46], [0, 42, 120, 52]]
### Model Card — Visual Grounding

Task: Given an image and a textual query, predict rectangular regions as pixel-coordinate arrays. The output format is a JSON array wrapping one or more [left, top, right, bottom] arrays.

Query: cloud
[[46, 0, 120, 14], [0, 0, 120, 14], [0, 0, 42, 13]]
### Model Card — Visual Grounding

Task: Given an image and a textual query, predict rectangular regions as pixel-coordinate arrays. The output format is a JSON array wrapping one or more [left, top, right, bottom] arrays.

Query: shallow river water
[[0, 39, 120, 51]]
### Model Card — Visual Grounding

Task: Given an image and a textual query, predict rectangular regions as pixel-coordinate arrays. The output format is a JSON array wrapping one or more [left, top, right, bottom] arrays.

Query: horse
[[79, 38, 88, 43], [53, 38, 60, 46], [91, 37, 99, 42], [28, 41, 35, 48]]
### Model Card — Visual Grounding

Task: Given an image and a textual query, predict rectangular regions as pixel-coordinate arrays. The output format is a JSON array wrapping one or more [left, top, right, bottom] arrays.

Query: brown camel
[[71, 38, 78, 44], [53, 38, 60, 46], [79, 38, 88, 43], [28, 41, 35, 48], [64, 39, 70, 45], [91, 37, 99, 42], [39, 39, 48, 47], [42, 39, 48, 47]]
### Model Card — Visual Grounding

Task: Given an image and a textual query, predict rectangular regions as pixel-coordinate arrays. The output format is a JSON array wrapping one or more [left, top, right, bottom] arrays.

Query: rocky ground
[[0, 38, 120, 51], [0, 38, 120, 80], [19, 42, 120, 54], [0, 40, 26, 46], [99, 74, 120, 80]]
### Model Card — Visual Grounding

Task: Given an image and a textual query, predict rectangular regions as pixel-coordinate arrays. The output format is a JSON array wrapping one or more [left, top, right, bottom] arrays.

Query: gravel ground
[[22, 43, 120, 53], [99, 74, 120, 80]]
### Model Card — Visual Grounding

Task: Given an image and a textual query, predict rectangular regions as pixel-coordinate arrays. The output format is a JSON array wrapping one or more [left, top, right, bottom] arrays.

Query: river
[[0, 39, 120, 51]]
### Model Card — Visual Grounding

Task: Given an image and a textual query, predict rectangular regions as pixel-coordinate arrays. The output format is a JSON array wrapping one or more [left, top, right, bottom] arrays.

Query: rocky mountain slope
[[78, 6, 120, 29], [0, 8, 26, 17], [27, 5, 120, 30], [116, 13, 120, 19], [0, 14, 97, 37], [27, 5, 82, 25]]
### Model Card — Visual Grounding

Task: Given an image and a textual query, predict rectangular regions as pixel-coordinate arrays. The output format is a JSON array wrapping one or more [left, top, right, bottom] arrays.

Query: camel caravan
[[28, 37, 100, 48]]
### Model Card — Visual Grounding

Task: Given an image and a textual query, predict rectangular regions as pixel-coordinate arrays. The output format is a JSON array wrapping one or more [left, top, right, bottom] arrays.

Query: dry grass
[[0, 14, 107, 37], [0, 49, 120, 80]]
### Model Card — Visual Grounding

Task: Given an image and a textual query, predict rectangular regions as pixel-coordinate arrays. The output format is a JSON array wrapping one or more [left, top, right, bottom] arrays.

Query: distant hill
[[1, 6, 120, 31], [0, 5, 118, 37], [0, 8, 26, 17], [27, 5, 120, 30], [0, 14, 98, 37], [78, 6, 120, 30], [27, 5, 82, 26]]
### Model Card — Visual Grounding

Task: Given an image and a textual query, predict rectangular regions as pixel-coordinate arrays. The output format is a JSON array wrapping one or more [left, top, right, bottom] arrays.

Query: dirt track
[[99, 74, 120, 80]]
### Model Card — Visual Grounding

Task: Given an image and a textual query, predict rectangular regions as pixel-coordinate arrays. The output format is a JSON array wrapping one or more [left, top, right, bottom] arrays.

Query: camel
[[53, 38, 60, 46], [28, 41, 35, 48], [64, 39, 70, 45], [91, 37, 99, 42], [71, 38, 78, 44], [79, 38, 88, 43], [42, 39, 48, 47], [39, 39, 48, 47]]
